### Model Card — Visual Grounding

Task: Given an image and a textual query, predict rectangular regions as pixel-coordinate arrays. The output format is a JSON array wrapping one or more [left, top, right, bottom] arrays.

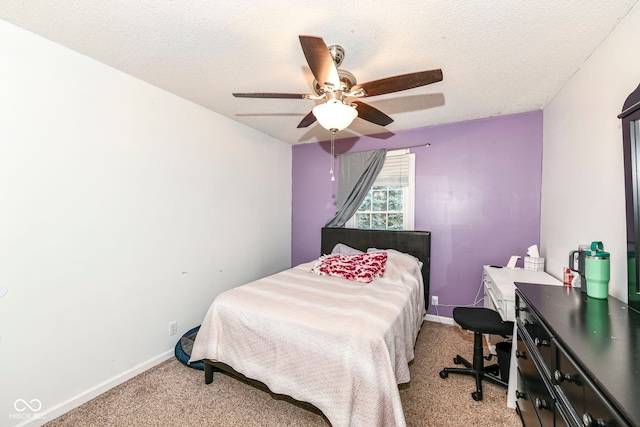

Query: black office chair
[[439, 307, 514, 401]]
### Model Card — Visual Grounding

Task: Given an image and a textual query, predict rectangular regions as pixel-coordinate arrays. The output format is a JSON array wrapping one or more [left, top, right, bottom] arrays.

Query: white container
[[524, 257, 544, 272]]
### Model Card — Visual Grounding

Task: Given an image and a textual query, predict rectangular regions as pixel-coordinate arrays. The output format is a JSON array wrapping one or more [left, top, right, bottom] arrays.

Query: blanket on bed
[[190, 249, 425, 427]]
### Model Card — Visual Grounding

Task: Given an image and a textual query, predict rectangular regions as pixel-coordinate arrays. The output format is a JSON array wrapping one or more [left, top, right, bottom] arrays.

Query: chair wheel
[[453, 356, 462, 364], [472, 391, 483, 401], [439, 370, 448, 379]]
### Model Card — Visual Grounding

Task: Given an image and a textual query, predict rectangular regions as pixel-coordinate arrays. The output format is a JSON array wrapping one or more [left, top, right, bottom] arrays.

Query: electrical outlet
[[169, 321, 177, 336], [432, 296, 438, 306]]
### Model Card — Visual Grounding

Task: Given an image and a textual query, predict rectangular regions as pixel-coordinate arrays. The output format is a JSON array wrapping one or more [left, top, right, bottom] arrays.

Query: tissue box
[[524, 257, 544, 272]]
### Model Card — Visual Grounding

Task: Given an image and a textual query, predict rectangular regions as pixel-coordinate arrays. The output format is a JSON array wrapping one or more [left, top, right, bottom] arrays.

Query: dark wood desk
[[514, 283, 640, 426]]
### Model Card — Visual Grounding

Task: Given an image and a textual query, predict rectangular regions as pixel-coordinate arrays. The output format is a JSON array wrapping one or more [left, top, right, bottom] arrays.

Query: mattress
[[190, 249, 425, 427]]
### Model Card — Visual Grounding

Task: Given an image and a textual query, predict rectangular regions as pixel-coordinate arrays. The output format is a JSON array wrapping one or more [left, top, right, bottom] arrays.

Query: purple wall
[[291, 111, 543, 317]]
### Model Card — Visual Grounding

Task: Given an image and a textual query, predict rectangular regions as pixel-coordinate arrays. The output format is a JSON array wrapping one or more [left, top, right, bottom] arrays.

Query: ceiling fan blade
[[297, 111, 317, 128], [353, 69, 443, 97], [233, 92, 311, 99], [352, 101, 394, 126], [299, 35, 341, 88]]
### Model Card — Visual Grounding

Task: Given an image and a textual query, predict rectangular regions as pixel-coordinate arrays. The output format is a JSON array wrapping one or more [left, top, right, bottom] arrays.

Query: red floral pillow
[[311, 252, 388, 283]]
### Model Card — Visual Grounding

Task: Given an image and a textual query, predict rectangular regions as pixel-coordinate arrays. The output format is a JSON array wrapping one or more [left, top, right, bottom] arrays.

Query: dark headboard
[[320, 227, 431, 309]]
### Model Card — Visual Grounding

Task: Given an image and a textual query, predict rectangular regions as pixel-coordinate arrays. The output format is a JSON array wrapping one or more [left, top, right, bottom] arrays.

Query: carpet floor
[[45, 321, 521, 426]]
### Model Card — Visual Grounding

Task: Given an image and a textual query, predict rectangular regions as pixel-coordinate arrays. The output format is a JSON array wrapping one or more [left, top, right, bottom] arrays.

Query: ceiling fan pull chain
[[330, 130, 336, 181]]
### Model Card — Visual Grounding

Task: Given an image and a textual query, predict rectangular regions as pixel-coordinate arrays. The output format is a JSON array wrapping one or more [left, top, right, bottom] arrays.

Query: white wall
[[541, 4, 640, 301], [0, 20, 291, 426]]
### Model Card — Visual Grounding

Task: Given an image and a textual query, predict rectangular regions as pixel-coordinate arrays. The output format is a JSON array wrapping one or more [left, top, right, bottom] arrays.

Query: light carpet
[[45, 321, 521, 426]]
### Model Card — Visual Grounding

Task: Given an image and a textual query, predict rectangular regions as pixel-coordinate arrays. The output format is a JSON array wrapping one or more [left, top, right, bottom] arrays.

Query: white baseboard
[[13, 349, 174, 427], [424, 313, 455, 325]]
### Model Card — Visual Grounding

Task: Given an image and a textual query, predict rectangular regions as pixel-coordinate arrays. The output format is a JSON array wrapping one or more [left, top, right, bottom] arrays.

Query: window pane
[[356, 213, 370, 229], [388, 189, 403, 211], [358, 192, 372, 211], [372, 213, 386, 229], [388, 214, 403, 230], [372, 190, 387, 211]]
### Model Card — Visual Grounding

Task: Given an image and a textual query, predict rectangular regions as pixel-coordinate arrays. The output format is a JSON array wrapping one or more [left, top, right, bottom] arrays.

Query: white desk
[[481, 265, 562, 409], [482, 266, 561, 322]]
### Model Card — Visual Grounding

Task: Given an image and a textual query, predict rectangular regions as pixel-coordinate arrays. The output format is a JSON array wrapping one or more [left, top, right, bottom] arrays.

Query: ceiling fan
[[233, 35, 443, 132]]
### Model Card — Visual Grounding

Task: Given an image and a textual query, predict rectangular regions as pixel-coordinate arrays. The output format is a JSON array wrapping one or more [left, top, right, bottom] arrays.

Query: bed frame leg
[[204, 363, 214, 384]]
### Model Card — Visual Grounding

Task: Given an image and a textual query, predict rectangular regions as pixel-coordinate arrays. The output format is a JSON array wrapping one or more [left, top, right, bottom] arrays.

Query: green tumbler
[[585, 241, 610, 299]]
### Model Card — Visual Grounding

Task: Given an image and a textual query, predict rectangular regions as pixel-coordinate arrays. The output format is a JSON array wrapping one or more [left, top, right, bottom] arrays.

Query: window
[[346, 149, 415, 230]]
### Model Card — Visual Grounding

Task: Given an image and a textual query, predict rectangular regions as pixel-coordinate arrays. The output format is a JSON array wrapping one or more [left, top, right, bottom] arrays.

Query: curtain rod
[[335, 143, 431, 157]]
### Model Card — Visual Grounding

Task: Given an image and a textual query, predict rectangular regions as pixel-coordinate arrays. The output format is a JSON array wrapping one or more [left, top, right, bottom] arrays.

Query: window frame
[[345, 149, 415, 231]]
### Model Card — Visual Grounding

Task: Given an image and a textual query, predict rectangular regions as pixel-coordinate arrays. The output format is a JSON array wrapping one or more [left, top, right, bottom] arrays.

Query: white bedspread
[[190, 249, 425, 427]]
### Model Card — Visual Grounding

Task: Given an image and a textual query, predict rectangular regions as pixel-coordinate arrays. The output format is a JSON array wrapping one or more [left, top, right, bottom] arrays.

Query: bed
[[190, 228, 431, 427]]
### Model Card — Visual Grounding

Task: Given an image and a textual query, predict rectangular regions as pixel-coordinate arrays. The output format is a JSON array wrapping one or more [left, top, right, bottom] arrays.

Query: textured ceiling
[[1, 1, 637, 144]]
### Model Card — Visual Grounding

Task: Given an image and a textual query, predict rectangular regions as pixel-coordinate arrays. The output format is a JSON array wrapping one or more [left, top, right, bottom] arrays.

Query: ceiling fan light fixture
[[312, 100, 358, 131]]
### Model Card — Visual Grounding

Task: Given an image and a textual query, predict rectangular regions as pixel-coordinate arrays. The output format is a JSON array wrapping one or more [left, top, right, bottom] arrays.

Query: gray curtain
[[325, 148, 387, 228]]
